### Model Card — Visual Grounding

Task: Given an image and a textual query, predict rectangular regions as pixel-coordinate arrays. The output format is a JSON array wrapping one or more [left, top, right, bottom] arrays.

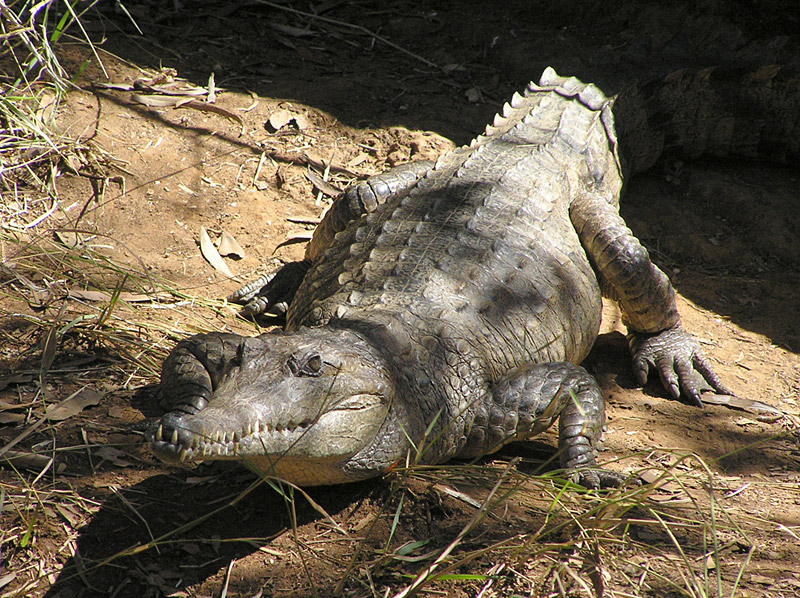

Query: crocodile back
[[287, 71, 623, 377]]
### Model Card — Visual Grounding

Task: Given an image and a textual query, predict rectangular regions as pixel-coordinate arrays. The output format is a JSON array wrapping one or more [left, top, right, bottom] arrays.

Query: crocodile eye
[[288, 352, 323, 377]]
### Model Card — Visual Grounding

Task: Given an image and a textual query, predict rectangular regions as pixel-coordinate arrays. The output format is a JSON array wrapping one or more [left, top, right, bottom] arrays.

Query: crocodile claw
[[570, 467, 640, 490], [229, 260, 311, 317], [628, 325, 733, 407]]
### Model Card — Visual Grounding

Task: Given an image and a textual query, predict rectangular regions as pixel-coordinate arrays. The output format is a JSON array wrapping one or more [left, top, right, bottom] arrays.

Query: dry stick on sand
[[253, 0, 441, 69]]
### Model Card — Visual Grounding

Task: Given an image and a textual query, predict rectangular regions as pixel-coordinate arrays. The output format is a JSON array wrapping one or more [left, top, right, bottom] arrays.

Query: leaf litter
[[1, 2, 799, 598]]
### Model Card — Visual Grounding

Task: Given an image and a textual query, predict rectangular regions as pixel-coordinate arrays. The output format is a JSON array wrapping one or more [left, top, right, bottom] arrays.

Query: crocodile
[[147, 67, 792, 488]]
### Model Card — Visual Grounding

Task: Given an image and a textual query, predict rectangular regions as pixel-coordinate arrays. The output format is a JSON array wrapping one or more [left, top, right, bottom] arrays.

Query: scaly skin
[[148, 67, 789, 487]]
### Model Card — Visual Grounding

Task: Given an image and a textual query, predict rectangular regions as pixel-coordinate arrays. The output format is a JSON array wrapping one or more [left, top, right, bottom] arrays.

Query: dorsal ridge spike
[[538, 66, 561, 86]]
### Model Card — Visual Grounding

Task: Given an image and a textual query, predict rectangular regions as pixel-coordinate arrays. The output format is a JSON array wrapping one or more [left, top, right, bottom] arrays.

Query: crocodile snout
[[147, 412, 194, 462]]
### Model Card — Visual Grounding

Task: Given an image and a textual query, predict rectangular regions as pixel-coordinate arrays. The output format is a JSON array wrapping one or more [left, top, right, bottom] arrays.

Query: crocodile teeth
[[156, 424, 163, 441], [170, 429, 178, 445], [179, 449, 187, 463]]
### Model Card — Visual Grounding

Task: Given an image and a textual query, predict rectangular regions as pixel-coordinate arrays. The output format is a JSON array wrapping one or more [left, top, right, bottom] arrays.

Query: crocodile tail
[[470, 67, 622, 175], [611, 65, 800, 175]]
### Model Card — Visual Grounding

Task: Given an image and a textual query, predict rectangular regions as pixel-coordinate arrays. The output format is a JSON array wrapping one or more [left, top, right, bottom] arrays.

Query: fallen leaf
[[268, 22, 314, 37], [305, 168, 342, 197], [55, 503, 81, 527], [0, 572, 17, 591], [218, 231, 245, 258], [700, 393, 783, 421], [199, 227, 235, 278], [94, 446, 132, 467], [132, 95, 244, 126], [287, 216, 321, 225], [465, 87, 482, 103], [147, 84, 209, 97], [34, 88, 58, 129], [267, 108, 309, 132], [639, 469, 684, 498], [267, 108, 294, 131], [185, 475, 223, 484], [0, 413, 25, 424], [0, 374, 32, 393], [40, 324, 59, 381], [1, 450, 53, 471], [45, 388, 103, 421], [132, 93, 182, 108], [55, 230, 83, 248], [647, 493, 692, 504], [346, 153, 370, 169], [107, 405, 128, 419], [748, 574, 774, 585], [93, 82, 135, 91]]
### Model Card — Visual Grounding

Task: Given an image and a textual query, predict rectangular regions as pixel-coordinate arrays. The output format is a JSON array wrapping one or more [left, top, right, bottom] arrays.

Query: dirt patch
[[1, 1, 799, 597]]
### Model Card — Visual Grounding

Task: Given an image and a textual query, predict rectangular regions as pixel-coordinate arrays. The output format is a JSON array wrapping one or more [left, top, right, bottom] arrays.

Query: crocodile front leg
[[459, 362, 626, 489], [157, 332, 248, 415], [570, 192, 732, 406], [230, 160, 434, 317]]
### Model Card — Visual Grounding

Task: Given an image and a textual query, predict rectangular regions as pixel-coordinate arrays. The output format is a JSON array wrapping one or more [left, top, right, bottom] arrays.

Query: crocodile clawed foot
[[569, 467, 641, 490], [628, 325, 732, 408], [229, 260, 311, 318]]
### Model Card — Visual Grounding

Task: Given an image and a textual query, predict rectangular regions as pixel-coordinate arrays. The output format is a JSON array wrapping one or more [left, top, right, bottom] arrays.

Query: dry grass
[[4, 189, 775, 595], [1, 2, 798, 597]]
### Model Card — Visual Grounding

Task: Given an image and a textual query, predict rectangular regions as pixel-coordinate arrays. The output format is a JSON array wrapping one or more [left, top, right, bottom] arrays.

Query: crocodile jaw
[[149, 393, 388, 485], [149, 327, 396, 485]]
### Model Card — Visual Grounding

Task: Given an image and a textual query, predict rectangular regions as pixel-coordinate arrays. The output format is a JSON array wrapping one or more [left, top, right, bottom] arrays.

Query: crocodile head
[[148, 328, 398, 485]]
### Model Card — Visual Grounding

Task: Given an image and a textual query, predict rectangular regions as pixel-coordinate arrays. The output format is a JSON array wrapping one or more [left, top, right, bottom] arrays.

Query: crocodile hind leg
[[461, 362, 627, 489], [229, 260, 311, 318], [570, 192, 734, 407], [230, 160, 434, 317]]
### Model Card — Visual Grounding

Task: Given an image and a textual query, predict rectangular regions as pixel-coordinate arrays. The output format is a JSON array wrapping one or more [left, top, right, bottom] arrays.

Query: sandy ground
[[1, 1, 799, 596]]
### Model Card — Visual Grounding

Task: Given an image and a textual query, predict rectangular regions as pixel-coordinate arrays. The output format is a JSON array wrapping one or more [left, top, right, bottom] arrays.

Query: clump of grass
[[53, 450, 765, 597], [0, 1, 245, 376], [2, 1, 75, 194], [1, 225, 255, 380]]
